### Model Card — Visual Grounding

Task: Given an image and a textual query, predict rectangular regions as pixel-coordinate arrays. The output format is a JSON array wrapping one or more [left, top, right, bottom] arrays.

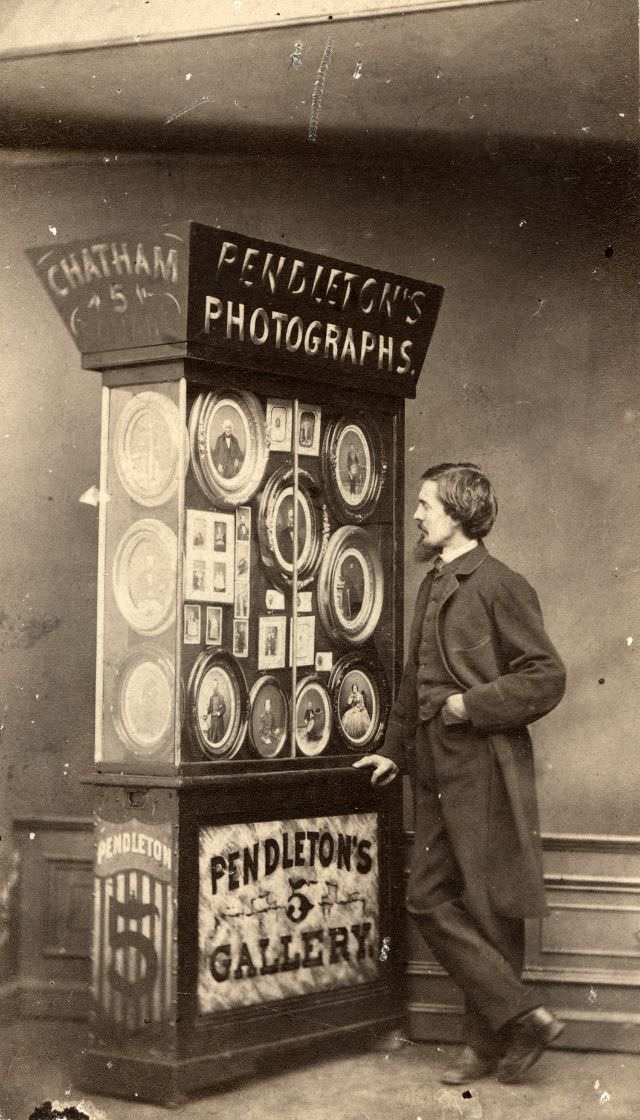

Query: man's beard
[[413, 533, 440, 563]]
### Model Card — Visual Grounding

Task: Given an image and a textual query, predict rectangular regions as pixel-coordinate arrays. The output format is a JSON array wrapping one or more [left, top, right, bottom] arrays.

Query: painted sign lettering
[[93, 816, 174, 1030], [198, 813, 379, 1014]]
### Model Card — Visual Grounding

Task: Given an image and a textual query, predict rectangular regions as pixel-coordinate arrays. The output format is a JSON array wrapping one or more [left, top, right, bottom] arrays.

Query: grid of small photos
[[184, 506, 252, 658]]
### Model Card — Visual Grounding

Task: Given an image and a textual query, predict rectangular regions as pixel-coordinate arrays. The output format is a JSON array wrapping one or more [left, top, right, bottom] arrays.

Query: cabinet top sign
[[28, 221, 444, 398]]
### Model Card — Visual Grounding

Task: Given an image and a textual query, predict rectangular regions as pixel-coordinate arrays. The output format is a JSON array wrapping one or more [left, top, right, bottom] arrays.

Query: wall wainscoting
[[406, 833, 640, 1052], [1, 817, 93, 1020]]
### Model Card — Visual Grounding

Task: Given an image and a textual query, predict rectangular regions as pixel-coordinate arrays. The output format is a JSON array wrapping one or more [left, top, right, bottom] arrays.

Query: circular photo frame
[[112, 646, 175, 759], [189, 390, 268, 508], [317, 526, 384, 645], [329, 654, 390, 753], [295, 675, 333, 757], [321, 416, 387, 523], [114, 391, 185, 507], [258, 466, 329, 589], [248, 675, 290, 759], [112, 518, 177, 636], [187, 650, 248, 760]]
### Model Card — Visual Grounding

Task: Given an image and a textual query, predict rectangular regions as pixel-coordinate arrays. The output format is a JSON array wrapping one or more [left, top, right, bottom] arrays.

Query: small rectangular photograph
[[236, 541, 250, 579], [236, 506, 251, 541], [296, 590, 312, 613], [183, 603, 201, 645], [265, 588, 285, 611], [205, 606, 223, 646], [183, 556, 209, 602], [213, 518, 228, 553], [266, 398, 292, 451], [296, 403, 321, 457], [258, 615, 286, 670], [234, 582, 250, 619], [189, 513, 208, 550], [290, 615, 315, 667], [233, 619, 249, 658]]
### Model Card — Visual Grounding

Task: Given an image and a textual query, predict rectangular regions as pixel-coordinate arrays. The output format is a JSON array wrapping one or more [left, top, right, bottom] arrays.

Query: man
[[213, 418, 243, 478], [354, 462, 566, 1086]]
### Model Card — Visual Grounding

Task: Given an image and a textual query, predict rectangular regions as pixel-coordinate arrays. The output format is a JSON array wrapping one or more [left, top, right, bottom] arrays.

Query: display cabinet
[[29, 222, 443, 1103]]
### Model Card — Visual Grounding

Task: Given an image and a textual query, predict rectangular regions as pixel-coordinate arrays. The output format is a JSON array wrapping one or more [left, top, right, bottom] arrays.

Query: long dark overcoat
[[380, 543, 566, 918]]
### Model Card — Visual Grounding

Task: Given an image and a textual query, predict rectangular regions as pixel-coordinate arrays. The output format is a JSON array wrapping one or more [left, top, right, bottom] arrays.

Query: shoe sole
[[440, 1066, 496, 1085], [497, 1021, 565, 1084]]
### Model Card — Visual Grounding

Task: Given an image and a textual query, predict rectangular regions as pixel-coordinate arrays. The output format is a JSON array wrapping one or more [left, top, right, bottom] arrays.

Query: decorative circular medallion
[[189, 390, 268, 508], [316, 526, 384, 645], [248, 675, 290, 759], [112, 647, 174, 758], [114, 391, 184, 507], [295, 675, 333, 757], [321, 416, 386, 523], [329, 654, 390, 752], [187, 649, 248, 759], [112, 519, 177, 635], [257, 465, 329, 590]]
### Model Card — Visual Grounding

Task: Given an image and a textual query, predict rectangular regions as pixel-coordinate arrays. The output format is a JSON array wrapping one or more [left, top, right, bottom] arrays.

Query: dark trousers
[[408, 718, 538, 1053]]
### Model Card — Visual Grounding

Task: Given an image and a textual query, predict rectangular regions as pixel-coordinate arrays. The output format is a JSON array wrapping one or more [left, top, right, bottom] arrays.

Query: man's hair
[[421, 462, 497, 539]]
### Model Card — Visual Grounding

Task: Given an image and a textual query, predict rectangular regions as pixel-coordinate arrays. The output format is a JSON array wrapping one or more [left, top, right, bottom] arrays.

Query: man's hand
[[352, 754, 399, 787], [443, 693, 468, 723]]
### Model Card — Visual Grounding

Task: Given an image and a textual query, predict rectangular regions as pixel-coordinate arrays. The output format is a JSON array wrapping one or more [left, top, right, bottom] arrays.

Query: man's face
[[413, 479, 460, 551], [223, 420, 232, 436]]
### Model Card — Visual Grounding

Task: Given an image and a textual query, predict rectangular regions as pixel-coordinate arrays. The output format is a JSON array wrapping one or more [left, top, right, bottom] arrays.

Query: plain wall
[[0, 135, 636, 839]]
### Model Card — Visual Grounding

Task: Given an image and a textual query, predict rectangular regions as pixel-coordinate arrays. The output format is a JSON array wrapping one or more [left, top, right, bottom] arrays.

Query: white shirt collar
[[439, 539, 478, 566]]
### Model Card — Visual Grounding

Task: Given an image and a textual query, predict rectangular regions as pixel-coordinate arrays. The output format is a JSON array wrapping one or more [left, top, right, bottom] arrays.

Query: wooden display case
[[29, 222, 443, 1103]]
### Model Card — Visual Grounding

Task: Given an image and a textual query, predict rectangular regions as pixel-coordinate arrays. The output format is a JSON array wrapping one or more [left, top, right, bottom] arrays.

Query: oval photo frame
[[189, 389, 268, 508], [248, 675, 290, 759], [112, 646, 175, 760], [187, 650, 248, 760], [317, 525, 384, 645], [321, 416, 386, 523], [112, 518, 177, 636], [257, 465, 329, 590], [329, 654, 390, 753], [114, 391, 185, 507], [295, 675, 333, 757]]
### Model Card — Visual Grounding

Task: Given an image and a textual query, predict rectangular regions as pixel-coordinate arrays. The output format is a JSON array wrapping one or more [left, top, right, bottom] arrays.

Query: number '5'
[[108, 894, 160, 997]]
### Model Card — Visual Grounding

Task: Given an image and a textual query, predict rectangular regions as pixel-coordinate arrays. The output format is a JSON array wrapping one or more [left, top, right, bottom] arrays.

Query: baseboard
[[14, 979, 90, 1021]]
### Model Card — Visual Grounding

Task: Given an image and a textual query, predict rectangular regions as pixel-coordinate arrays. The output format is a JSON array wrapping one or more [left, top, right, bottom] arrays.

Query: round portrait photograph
[[295, 678, 332, 757], [189, 390, 268, 507], [113, 648, 174, 759], [248, 677, 289, 759], [112, 519, 177, 636], [334, 548, 370, 630], [114, 391, 184, 508], [321, 416, 386, 523], [273, 488, 311, 571], [329, 655, 389, 752], [208, 398, 248, 482], [336, 424, 371, 508], [188, 651, 247, 760]]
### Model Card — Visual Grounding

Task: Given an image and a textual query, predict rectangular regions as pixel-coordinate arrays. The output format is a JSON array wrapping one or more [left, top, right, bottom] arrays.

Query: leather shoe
[[497, 1006, 564, 1084], [440, 1045, 497, 1084]]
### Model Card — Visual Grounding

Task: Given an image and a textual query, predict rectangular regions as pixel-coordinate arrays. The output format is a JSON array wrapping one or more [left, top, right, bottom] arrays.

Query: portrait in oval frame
[[321, 416, 386, 523], [329, 654, 390, 753], [187, 650, 248, 760], [189, 389, 268, 508], [112, 646, 175, 760], [112, 518, 177, 636], [258, 466, 329, 590], [294, 675, 333, 757], [113, 390, 185, 507], [248, 675, 290, 759], [317, 525, 384, 645]]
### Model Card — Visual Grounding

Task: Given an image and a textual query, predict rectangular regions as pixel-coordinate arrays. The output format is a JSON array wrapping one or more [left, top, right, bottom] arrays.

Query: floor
[[1, 1020, 638, 1120]]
